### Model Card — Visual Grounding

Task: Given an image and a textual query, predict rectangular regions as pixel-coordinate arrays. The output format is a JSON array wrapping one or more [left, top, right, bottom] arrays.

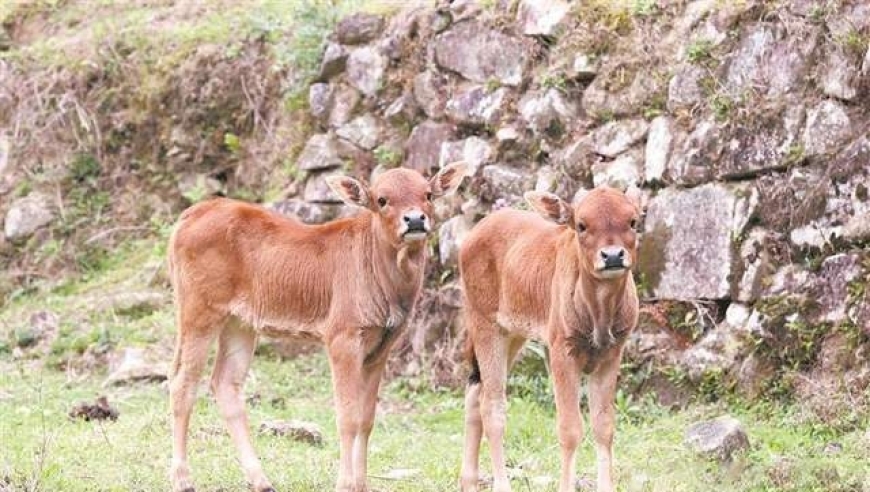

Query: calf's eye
[[578, 222, 587, 233], [378, 197, 388, 208], [426, 192, 433, 201], [630, 218, 638, 229]]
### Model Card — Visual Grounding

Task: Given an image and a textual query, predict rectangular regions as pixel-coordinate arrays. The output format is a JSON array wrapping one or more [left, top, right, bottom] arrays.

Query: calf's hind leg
[[169, 301, 224, 492], [210, 320, 274, 492]]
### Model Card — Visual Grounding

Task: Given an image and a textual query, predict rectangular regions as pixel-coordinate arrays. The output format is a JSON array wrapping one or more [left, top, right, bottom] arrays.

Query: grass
[[1, 245, 869, 492]]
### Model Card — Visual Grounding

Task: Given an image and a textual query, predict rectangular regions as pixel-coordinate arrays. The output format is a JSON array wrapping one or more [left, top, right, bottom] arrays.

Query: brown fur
[[167, 164, 466, 492], [458, 186, 642, 492]]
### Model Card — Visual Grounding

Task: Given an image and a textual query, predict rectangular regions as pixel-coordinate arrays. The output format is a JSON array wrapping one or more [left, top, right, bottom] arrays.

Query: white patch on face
[[595, 267, 628, 279], [402, 231, 427, 242]]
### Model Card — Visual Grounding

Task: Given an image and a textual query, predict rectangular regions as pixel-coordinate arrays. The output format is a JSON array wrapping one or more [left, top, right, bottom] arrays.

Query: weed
[[540, 73, 567, 93], [223, 132, 242, 154], [374, 145, 402, 168], [686, 39, 714, 63]]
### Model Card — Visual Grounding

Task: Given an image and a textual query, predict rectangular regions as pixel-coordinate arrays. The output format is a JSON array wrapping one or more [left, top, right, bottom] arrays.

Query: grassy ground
[[1, 243, 869, 492]]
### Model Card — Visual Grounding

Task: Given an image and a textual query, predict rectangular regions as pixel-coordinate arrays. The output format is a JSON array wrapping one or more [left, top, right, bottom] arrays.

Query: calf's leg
[[210, 321, 273, 491], [589, 347, 623, 492]]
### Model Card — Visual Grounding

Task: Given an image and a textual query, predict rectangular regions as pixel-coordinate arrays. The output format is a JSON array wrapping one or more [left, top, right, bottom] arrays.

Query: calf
[[458, 186, 642, 492], [167, 163, 467, 492]]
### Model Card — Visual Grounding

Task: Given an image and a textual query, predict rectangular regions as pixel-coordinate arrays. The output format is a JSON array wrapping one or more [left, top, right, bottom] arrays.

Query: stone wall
[[275, 0, 870, 405]]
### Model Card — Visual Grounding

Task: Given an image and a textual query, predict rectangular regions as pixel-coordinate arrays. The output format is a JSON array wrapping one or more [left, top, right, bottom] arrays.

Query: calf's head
[[525, 186, 643, 280], [327, 162, 468, 246]]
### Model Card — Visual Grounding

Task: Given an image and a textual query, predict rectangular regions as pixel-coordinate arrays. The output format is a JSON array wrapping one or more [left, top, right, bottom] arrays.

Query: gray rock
[[644, 116, 674, 184], [518, 89, 577, 138], [434, 21, 529, 86], [449, 0, 482, 22], [685, 416, 750, 462], [304, 169, 345, 204], [413, 70, 446, 119], [582, 66, 662, 117], [297, 134, 343, 171], [439, 136, 493, 177], [822, 49, 860, 101], [725, 25, 820, 97], [4, 192, 56, 240], [438, 215, 474, 268], [813, 253, 863, 323], [802, 100, 852, 157], [481, 164, 536, 202], [679, 327, 744, 382], [570, 54, 599, 81], [318, 43, 348, 80], [346, 47, 387, 97], [99, 291, 166, 314], [590, 119, 649, 158], [260, 420, 323, 446], [104, 347, 168, 387], [516, 0, 570, 36], [719, 105, 805, 179], [667, 64, 706, 111], [328, 84, 361, 128], [639, 183, 758, 300], [309, 83, 334, 121], [668, 119, 721, 185], [592, 151, 642, 189], [445, 85, 510, 127], [336, 114, 381, 150], [404, 121, 455, 175], [335, 13, 384, 45], [269, 199, 346, 224], [736, 228, 772, 303], [734, 353, 776, 400], [384, 93, 419, 125], [844, 211, 870, 243]]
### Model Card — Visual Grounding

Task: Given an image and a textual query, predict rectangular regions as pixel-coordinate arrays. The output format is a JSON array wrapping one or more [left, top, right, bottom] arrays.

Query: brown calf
[[458, 186, 642, 492], [167, 163, 467, 492]]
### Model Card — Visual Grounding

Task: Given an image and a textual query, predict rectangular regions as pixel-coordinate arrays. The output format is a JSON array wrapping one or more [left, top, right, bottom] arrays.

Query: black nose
[[403, 212, 426, 232], [600, 248, 625, 269]]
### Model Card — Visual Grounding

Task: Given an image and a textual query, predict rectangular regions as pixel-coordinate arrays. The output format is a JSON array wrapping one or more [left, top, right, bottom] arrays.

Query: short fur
[[458, 186, 642, 492], [167, 164, 466, 492]]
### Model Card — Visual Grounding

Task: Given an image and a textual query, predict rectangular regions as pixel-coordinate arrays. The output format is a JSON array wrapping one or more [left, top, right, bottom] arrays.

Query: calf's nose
[[599, 247, 626, 269], [403, 211, 427, 231]]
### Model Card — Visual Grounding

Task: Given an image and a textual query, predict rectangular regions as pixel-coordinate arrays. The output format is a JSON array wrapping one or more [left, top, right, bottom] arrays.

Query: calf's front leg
[[588, 346, 623, 492], [327, 336, 364, 492]]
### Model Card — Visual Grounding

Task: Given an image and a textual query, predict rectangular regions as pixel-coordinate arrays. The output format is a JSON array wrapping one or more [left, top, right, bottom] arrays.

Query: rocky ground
[[1, 1, 869, 490]]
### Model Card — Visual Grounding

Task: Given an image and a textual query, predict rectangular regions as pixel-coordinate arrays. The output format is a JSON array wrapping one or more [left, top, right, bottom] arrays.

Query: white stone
[[517, 0, 570, 36], [4, 192, 56, 240], [644, 116, 674, 183]]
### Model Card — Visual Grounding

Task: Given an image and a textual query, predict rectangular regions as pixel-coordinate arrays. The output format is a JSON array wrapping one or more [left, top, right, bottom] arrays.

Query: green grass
[[1, 245, 869, 492]]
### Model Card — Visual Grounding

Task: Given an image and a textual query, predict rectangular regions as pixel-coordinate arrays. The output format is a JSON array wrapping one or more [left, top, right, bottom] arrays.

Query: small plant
[[783, 144, 806, 166], [836, 28, 869, 57], [540, 72, 567, 93], [223, 132, 241, 154], [710, 93, 734, 121], [686, 38, 714, 63], [374, 145, 402, 168], [484, 78, 501, 93]]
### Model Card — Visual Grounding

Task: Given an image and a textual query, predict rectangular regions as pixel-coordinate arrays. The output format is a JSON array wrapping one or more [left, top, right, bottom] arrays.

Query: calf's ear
[[430, 161, 469, 197], [524, 191, 574, 226], [325, 175, 373, 209]]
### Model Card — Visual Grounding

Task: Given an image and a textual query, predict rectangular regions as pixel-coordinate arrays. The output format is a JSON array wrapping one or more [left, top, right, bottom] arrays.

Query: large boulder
[[667, 64, 706, 111], [591, 151, 642, 189], [318, 43, 348, 81], [821, 48, 862, 101], [328, 84, 361, 128], [639, 183, 758, 300], [667, 119, 722, 186], [404, 121, 455, 175], [434, 21, 529, 86], [4, 192, 56, 241], [725, 24, 820, 97]]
